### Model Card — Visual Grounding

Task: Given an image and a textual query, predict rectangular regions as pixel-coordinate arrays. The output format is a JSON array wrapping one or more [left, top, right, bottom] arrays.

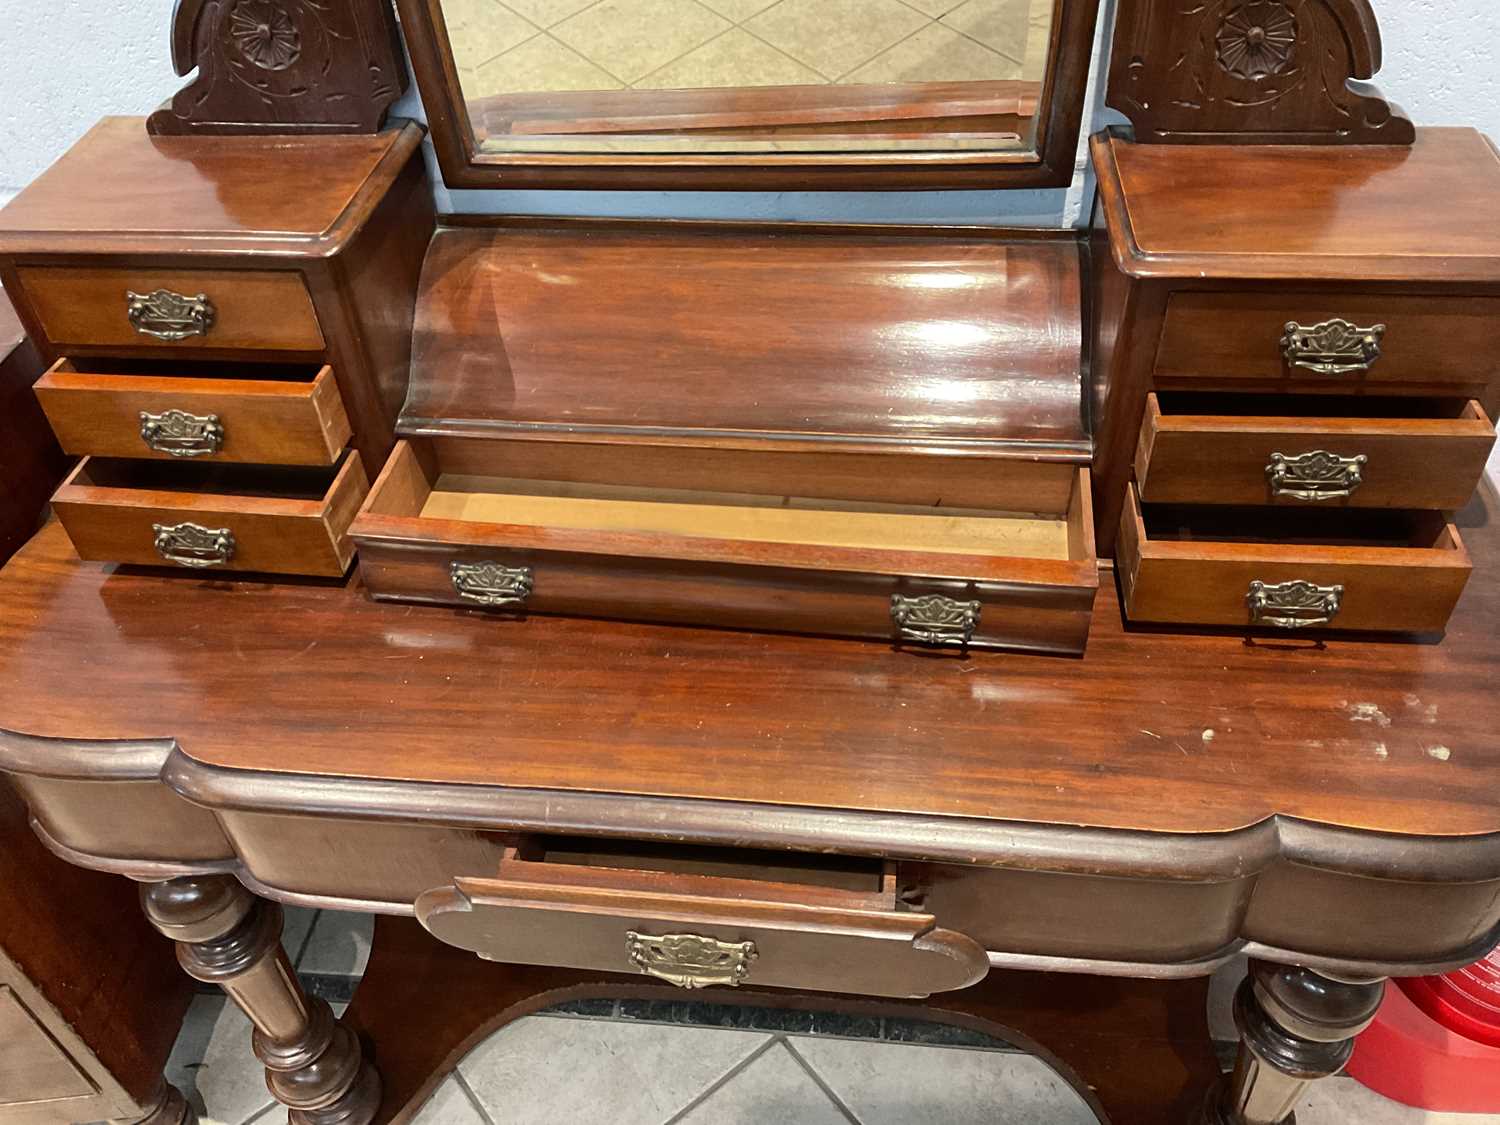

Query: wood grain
[[0, 289, 65, 565]]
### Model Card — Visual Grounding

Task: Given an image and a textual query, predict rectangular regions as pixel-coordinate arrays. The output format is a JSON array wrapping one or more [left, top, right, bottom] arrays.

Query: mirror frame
[[396, 0, 1103, 190]]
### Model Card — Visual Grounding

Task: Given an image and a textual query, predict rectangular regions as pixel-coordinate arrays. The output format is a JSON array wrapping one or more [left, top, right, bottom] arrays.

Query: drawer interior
[[1152, 392, 1488, 423], [45, 357, 326, 383], [64, 457, 342, 502], [1141, 504, 1460, 552]]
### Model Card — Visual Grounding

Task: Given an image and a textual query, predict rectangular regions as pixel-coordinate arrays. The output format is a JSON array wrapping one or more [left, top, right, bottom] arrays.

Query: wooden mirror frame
[[396, 0, 1102, 191]]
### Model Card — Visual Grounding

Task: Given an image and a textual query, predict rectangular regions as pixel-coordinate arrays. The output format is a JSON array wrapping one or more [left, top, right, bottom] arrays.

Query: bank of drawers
[[1118, 294, 1497, 635], [17, 266, 365, 577]]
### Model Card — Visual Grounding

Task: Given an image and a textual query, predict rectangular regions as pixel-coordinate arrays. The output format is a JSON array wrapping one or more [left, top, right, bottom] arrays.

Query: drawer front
[[36, 361, 351, 465], [50, 454, 367, 577], [1117, 488, 1472, 633], [15, 266, 324, 352], [1155, 293, 1500, 389], [1135, 395, 1496, 509]]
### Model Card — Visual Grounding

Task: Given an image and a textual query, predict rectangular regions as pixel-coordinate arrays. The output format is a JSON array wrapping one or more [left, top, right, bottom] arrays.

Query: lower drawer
[[416, 840, 988, 999], [1117, 485, 1472, 633], [352, 441, 1099, 653], [51, 453, 367, 577]]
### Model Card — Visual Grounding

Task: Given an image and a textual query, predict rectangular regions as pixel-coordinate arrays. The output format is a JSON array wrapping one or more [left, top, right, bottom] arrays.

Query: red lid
[[1399, 947, 1500, 1048]]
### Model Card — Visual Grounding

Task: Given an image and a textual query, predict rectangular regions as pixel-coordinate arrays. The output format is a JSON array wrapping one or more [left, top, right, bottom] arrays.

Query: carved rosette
[[230, 0, 302, 71], [1216, 2, 1297, 79]]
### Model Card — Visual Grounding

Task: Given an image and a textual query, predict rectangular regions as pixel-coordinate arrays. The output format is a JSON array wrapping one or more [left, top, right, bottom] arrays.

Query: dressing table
[[0, 2, 1498, 1124]]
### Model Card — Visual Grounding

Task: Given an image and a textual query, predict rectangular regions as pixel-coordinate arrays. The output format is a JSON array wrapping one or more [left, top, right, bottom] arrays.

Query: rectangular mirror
[[399, 0, 1100, 189]]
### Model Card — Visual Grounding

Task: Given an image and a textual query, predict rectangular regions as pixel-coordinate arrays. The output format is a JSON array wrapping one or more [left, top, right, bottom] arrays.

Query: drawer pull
[[625, 931, 758, 990], [126, 289, 216, 341], [139, 409, 225, 458], [1247, 579, 1343, 629], [1280, 318, 1385, 376], [891, 594, 981, 648], [153, 522, 236, 569], [1266, 450, 1368, 501], [451, 561, 534, 608]]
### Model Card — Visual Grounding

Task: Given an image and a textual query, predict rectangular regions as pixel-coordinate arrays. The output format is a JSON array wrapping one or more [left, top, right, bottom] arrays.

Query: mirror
[[397, 0, 1098, 189], [439, 0, 1058, 158]]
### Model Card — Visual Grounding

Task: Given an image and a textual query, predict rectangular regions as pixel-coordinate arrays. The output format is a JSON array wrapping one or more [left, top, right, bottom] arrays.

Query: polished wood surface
[[4, 477, 1500, 838], [405, 221, 1087, 456], [37, 360, 352, 466], [1095, 128, 1500, 282], [0, 290, 65, 565], [0, 118, 425, 257]]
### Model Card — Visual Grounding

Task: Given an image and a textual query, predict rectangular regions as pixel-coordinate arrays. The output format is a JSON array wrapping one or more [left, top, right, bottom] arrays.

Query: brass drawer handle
[[153, 522, 236, 569], [1247, 580, 1343, 629], [139, 409, 225, 458], [1280, 318, 1385, 375], [1266, 450, 1367, 501], [626, 931, 758, 990], [451, 561, 534, 608], [126, 289, 216, 341], [891, 593, 980, 648]]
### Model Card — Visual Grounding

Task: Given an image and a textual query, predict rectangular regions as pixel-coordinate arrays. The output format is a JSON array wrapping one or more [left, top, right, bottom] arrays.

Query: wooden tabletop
[[2, 482, 1498, 843], [1094, 127, 1500, 283]]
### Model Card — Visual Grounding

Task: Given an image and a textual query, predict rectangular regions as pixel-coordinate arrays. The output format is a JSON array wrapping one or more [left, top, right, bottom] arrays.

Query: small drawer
[[416, 840, 988, 999], [35, 358, 351, 466], [50, 453, 367, 577], [352, 442, 1099, 654], [1136, 393, 1496, 509], [1117, 485, 1472, 633], [1155, 292, 1500, 391], [14, 266, 324, 352]]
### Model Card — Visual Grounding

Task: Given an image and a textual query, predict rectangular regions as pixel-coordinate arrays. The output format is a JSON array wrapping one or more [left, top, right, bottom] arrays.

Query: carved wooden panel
[[148, 0, 407, 135], [1106, 0, 1414, 144]]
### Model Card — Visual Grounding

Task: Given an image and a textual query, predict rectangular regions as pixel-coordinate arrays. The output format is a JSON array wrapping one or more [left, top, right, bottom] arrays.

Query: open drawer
[[351, 441, 1099, 653], [1136, 392, 1496, 509], [34, 358, 351, 466], [50, 453, 367, 577], [1117, 485, 1472, 633], [416, 839, 988, 999]]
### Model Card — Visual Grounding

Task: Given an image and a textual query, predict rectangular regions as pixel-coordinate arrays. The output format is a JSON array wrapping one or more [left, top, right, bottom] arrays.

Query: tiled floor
[[166, 909, 1500, 1125], [442, 0, 1055, 99]]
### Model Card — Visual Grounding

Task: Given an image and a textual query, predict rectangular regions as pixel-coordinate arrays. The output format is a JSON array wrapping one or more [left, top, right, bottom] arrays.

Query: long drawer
[[35, 358, 351, 466], [1117, 485, 1472, 633], [416, 841, 988, 999], [352, 441, 1099, 654], [1135, 392, 1496, 509], [14, 266, 324, 352], [50, 453, 367, 577], [1155, 292, 1500, 391]]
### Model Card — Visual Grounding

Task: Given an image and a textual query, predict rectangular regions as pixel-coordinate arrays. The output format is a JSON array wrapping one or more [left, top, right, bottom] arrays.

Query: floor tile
[[904, 0, 972, 15], [553, 0, 732, 85], [411, 1075, 490, 1125], [942, 0, 1033, 62], [1207, 955, 1249, 1043], [444, 0, 541, 70], [793, 1035, 1097, 1125], [459, 1016, 766, 1124], [281, 905, 317, 964], [746, 0, 929, 81], [165, 995, 275, 1125], [1021, 1, 1055, 80], [1301, 1076, 1500, 1124], [695, 0, 780, 21], [845, 22, 1019, 85], [677, 1041, 852, 1124], [471, 32, 625, 98], [295, 910, 374, 977], [643, 28, 823, 89], [496, 0, 600, 28]]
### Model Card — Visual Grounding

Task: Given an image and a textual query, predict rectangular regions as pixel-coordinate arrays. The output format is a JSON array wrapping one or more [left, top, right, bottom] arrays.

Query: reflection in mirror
[[441, 0, 1058, 157]]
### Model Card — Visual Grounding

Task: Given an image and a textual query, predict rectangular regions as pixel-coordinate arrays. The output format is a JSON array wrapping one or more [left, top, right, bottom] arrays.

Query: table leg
[[1201, 961, 1385, 1125], [116, 1081, 195, 1125], [140, 876, 381, 1125]]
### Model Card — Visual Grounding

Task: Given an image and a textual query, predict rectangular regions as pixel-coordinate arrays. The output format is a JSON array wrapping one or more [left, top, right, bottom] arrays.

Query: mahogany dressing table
[[0, 1, 1498, 1124]]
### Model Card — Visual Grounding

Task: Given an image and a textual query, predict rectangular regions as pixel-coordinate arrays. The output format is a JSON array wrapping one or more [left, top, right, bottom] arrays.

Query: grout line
[[633, 21, 742, 88], [781, 1038, 864, 1125], [291, 909, 321, 970], [238, 1100, 283, 1125], [453, 1068, 501, 1125], [660, 1035, 784, 1125]]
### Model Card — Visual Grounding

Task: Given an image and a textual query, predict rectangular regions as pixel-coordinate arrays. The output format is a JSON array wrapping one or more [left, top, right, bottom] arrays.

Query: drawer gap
[[1142, 505, 1458, 551], [51, 357, 325, 383], [1154, 392, 1482, 421], [70, 457, 342, 502]]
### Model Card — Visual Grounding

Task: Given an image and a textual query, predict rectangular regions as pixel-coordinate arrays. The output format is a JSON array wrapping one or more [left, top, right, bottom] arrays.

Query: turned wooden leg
[[115, 1081, 195, 1125], [1201, 961, 1385, 1125], [141, 876, 381, 1125]]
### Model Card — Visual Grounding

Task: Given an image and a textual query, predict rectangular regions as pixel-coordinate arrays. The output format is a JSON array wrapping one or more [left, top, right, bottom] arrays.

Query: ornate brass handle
[[153, 522, 236, 569], [1247, 580, 1343, 629], [891, 593, 981, 648], [450, 561, 534, 608], [1279, 319, 1385, 375], [625, 931, 758, 990], [126, 289, 216, 341], [140, 409, 225, 458], [1266, 450, 1367, 501]]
